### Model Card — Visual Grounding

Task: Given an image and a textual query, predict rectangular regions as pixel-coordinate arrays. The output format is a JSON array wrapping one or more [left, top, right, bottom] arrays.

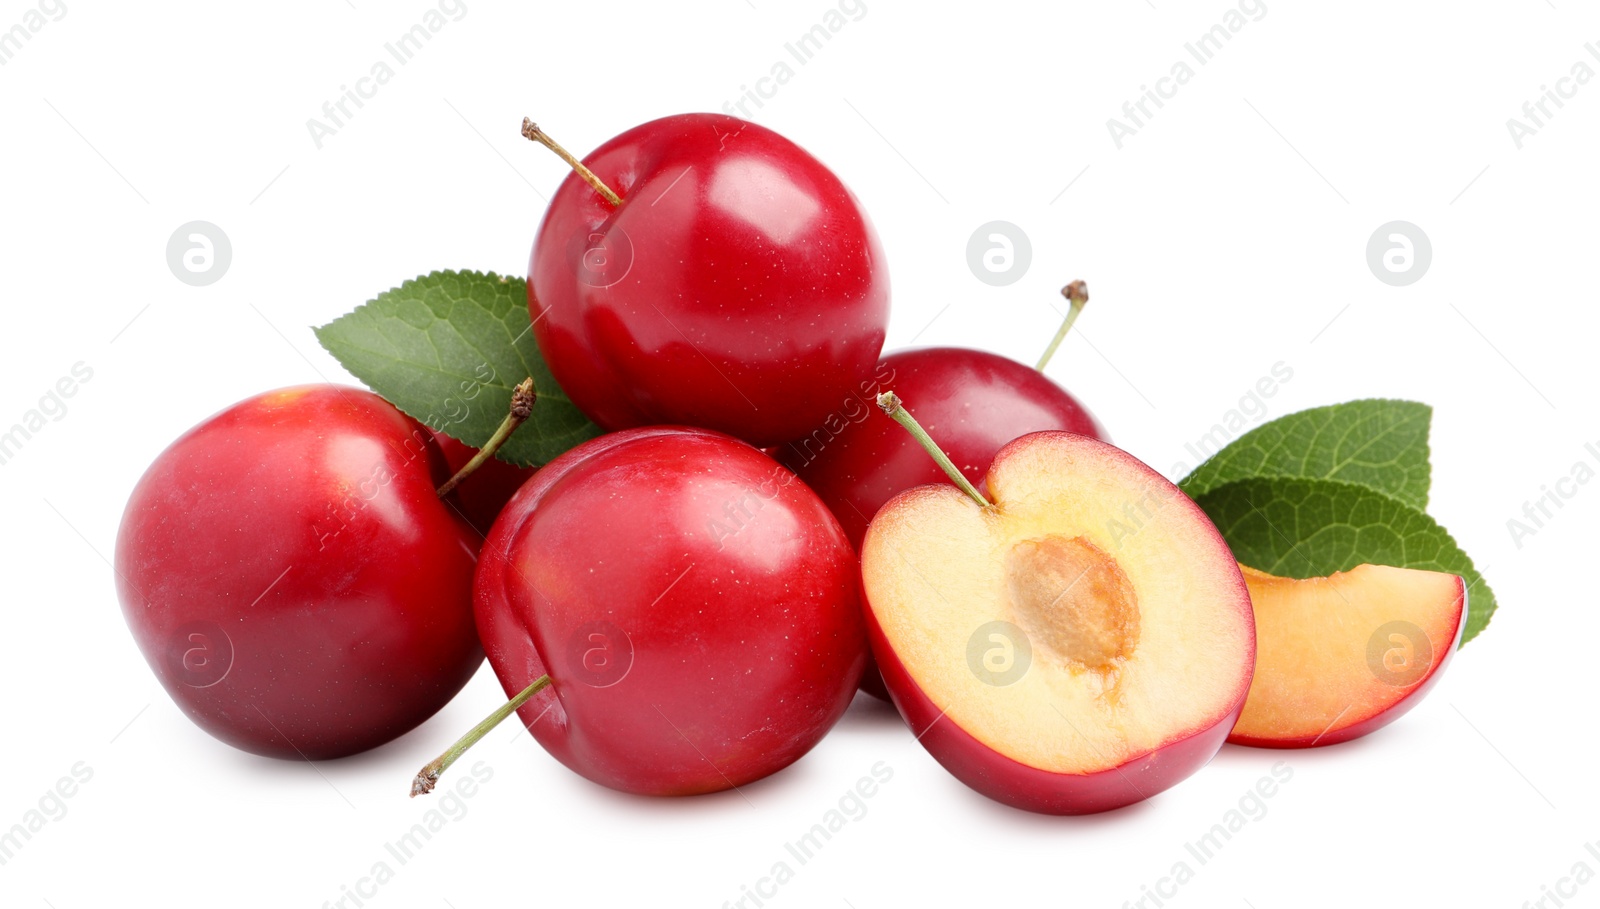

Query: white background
[[2, 1, 1596, 907]]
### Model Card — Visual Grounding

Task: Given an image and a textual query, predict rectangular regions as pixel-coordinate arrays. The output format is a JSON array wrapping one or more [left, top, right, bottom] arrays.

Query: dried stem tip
[[410, 674, 552, 797], [875, 391, 993, 509], [434, 377, 537, 499], [1037, 279, 1092, 372], [410, 769, 440, 798], [1063, 280, 1089, 308], [520, 118, 623, 207], [510, 377, 536, 420]]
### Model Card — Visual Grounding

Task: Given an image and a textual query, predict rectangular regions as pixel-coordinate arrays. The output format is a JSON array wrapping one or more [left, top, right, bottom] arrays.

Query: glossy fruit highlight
[[474, 426, 867, 795], [528, 113, 889, 447], [115, 385, 483, 760]]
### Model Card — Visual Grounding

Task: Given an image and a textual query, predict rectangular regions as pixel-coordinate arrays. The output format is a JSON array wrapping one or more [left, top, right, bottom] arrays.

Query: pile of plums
[[115, 113, 1462, 815]]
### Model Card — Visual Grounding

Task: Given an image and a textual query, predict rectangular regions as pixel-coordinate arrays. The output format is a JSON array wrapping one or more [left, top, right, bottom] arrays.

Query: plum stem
[[1035, 280, 1090, 372], [411, 674, 552, 797], [521, 118, 623, 207], [876, 391, 993, 509], [435, 377, 536, 499]]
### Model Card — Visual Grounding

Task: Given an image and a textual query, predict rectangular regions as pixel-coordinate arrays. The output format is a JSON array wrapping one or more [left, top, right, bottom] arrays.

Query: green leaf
[[1194, 476, 1496, 645], [314, 270, 602, 467], [1180, 399, 1433, 508]]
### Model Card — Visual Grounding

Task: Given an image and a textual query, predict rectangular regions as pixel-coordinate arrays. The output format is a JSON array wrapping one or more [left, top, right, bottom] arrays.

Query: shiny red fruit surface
[[782, 346, 1105, 550], [529, 113, 890, 447], [868, 598, 1243, 815], [115, 385, 483, 760], [474, 426, 866, 795], [782, 347, 1104, 700], [430, 430, 538, 538]]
